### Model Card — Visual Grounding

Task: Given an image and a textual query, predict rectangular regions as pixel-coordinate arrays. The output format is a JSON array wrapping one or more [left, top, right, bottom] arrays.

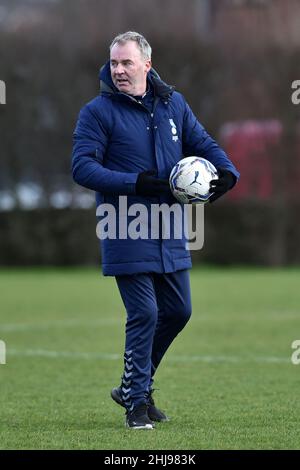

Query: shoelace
[[127, 403, 148, 418]]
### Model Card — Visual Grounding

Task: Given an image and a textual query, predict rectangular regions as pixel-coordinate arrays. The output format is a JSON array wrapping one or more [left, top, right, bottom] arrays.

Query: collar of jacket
[[98, 61, 175, 102]]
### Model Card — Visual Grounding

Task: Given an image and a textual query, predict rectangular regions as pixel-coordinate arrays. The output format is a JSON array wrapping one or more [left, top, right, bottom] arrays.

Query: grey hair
[[110, 31, 152, 61]]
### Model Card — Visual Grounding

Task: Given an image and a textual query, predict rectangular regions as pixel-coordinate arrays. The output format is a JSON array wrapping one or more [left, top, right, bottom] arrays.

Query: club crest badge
[[169, 119, 178, 142]]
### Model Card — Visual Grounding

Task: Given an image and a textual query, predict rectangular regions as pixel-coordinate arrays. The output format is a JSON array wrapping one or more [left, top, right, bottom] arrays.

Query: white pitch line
[[8, 348, 121, 360], [1, 309, 298, 333], [0, 318, 121, 332], [6, 348, 290, 364]]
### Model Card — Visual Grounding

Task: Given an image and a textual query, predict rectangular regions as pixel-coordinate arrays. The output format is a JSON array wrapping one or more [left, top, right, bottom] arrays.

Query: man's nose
[[115, 63, 125, 74]]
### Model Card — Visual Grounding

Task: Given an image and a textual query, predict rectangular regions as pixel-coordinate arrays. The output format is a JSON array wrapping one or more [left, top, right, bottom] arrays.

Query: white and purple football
[[169, 156, 219, 204]]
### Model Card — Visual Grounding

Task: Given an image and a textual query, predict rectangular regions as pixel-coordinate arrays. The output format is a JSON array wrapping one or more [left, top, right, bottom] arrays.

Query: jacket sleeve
[[72, 104, 138, 194], [182, 100, 240, 181]]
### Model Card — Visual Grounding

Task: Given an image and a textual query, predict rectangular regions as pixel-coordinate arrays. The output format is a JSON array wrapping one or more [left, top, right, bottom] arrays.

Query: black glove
[[209, 168, 236, 203], [135, 170, 171, 197]]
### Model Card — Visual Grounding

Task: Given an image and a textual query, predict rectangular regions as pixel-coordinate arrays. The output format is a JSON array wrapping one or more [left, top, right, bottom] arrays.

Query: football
[[169, 156, 219, 204]]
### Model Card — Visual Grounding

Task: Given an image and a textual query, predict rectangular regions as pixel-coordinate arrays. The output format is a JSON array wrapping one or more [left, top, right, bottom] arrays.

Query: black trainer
[[125, 404, 154, 429], [146, 389, 169, 422], [111, 386, 169, 422]]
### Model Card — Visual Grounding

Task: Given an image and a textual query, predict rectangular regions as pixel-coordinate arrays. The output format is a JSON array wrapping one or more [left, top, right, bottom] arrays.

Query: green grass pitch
[[0, 266, 299, 449]]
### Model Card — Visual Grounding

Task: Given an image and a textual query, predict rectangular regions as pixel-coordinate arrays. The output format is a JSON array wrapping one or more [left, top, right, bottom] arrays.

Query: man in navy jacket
[[72, 31, 239, 429]]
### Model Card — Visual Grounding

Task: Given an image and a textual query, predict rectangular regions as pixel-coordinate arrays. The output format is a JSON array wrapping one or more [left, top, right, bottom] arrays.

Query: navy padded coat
[[72, 63, 240, 275]]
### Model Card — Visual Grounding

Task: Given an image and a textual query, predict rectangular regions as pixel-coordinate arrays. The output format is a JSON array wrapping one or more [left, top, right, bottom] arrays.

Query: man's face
[[110, 41, 151, 96]]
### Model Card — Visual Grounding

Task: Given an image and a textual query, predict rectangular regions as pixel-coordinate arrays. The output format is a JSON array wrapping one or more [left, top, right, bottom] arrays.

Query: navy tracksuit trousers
[[115, 269, 192, 410]]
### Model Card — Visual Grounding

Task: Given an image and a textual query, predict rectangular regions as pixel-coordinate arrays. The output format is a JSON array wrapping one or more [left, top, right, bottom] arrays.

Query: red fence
[[219, 120, 291, 201]]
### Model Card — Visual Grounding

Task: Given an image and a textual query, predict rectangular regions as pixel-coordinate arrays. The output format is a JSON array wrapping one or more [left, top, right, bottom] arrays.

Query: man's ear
[[145, 60, 152, 73]]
